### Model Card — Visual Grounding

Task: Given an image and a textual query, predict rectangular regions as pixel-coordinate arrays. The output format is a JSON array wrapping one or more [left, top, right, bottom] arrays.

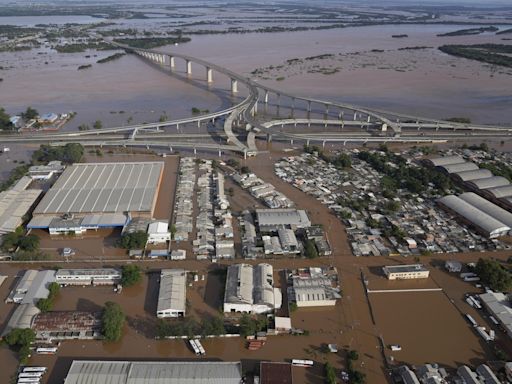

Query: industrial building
[[63, 361, 243, 384], [147, 221, 171, 244], [459, 192, 512, 228], [32, 311, 102, 341], [437, 195, 510, 238], [224, 264, 281, 314], [452, 169, 493, 182], [28, 162, 164, 234], [259, 362, 293, 384], [479, 291, 512, 339], [2, 303, 40, 336], [439, 162, 479, 174], [255, 208, 311, 232], [288, 267, 341, 307], [484, 185, 512, 200], [425, 155, 466, 167], [157, 269, 186, 318], [466, 176, 510, 191], [0, 176, 42, 234], [6, 269, 56, 304], [55, 269, 121, 286], [382, 264, 430, 280], [28, 161, 65, 180]]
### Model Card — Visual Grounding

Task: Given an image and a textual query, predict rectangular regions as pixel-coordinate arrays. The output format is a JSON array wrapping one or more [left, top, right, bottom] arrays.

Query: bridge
[[6, 41, 512, 156]]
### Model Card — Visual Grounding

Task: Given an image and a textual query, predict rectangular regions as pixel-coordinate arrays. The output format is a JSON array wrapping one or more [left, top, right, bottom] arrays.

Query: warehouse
[[0, 176, 42, 234], [2, 303, 40, 336], [458, 192, 512, 228], [32, 311, 102, 341], [28, 162, 164, 234], [63, 361, 243, 384], [479, 291, 512, 339], [437, 195, 510, 238], [438, 162, 479, 174], [224, 264, 280, 314], [485, 185, 512, 199], [6, 269, 56, 304], [55, 268, 121, 286], [288, 268, 341, 307], [425, 155, 466, 167], [382, 264, 430, 280], [466, 176, 510, 191], [452, 169, 493, 182], [255, 208, 311, 232], [157, 269, 186, 318]]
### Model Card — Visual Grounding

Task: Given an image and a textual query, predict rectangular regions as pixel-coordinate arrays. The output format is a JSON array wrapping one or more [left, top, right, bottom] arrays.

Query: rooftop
[[34, 162, 164, 215], [63, 361, 242, 384], [157, 269, 186, 313], [383, 264, 428, 274]]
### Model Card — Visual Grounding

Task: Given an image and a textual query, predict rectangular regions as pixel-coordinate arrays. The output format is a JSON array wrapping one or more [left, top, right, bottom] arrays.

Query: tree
[[324, 362, 336, 384], [304, 239, 318, 259], [119, 231, 148, 249], [4, 328, 36, 364], [347, 350, 359, 361], [21, 106, 38, 120], [121, 265, 142, 287], [159, 114, 167, 122], [32, 143, 84, 164], [240, 166, 251, 174], [93, 120, 102, 129], [78, 123, 90, 131], [0, 107, 13, 130], [170, 224, 177, 240], [475, 259, 512, 292], [17, 234, 40, 252], [37, 298, 52, 312], [191, 107, 200, 114], [102, 301, 125, 342]]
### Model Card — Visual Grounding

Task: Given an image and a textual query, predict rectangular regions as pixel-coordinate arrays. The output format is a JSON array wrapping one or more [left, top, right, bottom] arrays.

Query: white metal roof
[[459, 192, 512, 228], [34, 162, 163, 215], [485, 184, 512, 199], [453, 169, 493, 182], [437, 195, 510, 237], [224, 264, 253, 305], [427, 155, 465, 167], [64, 361, 242, 384], [467, 176, 510, 190], [439, 162, 479, 174], [157, 269, 186, 313]]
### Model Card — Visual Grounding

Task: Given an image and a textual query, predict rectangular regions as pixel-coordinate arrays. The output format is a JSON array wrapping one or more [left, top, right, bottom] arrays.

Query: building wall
[[386, 271, 430, 280]]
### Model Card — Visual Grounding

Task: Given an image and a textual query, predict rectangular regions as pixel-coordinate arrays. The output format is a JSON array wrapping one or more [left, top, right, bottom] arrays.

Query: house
[[382, 264, 429, 280]]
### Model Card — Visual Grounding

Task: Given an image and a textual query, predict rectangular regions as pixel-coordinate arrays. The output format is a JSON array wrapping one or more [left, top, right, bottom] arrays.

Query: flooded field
[[370, 291, 492, 367]]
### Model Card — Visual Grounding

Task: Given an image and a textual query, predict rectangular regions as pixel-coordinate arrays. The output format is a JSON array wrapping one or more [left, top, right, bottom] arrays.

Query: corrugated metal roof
[[437, 195, 510, 237], [467, 176, 510, 190], [439, 162, 478, 174], [34, 162, 163, 215], [453, 169, 493, 182], [157, 269, 186, 314], [427, 155, 466, 167], [485, 184, 512, 199], [64, 361, 242, 384], [459, 192, 512, 228]]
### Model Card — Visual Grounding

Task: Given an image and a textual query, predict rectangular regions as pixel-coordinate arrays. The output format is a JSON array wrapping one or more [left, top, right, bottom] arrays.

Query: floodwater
[[0, 15, 105, 26], [168, 24, 512, 125]]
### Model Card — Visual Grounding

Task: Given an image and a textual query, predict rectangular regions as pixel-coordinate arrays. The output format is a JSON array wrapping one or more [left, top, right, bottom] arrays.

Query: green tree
[[324, 362, 336, 384], [17, 234, 39, 252], [170, 224, 177, 240], [120, 265, 142, 287], [0, 107, 13, 130], [240, 166, 251, 174], [93, 120, 102, 129], [4, 328, 36, 364], [119, 231, 148, 249], [475, 259, 512, 292], [304, 239, 318, 259], [37, 298, 52, 312], [159, 114, 167, 122], [102, 301, 125, 342], [191, 107, 200, 114], [21, 106, 38, 120], [347, 349, 359, 361], [78, 123, 89, 131]]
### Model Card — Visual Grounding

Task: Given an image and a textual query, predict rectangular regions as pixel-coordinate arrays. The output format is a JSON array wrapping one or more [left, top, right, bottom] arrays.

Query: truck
[[466, 314, 478, 327]]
